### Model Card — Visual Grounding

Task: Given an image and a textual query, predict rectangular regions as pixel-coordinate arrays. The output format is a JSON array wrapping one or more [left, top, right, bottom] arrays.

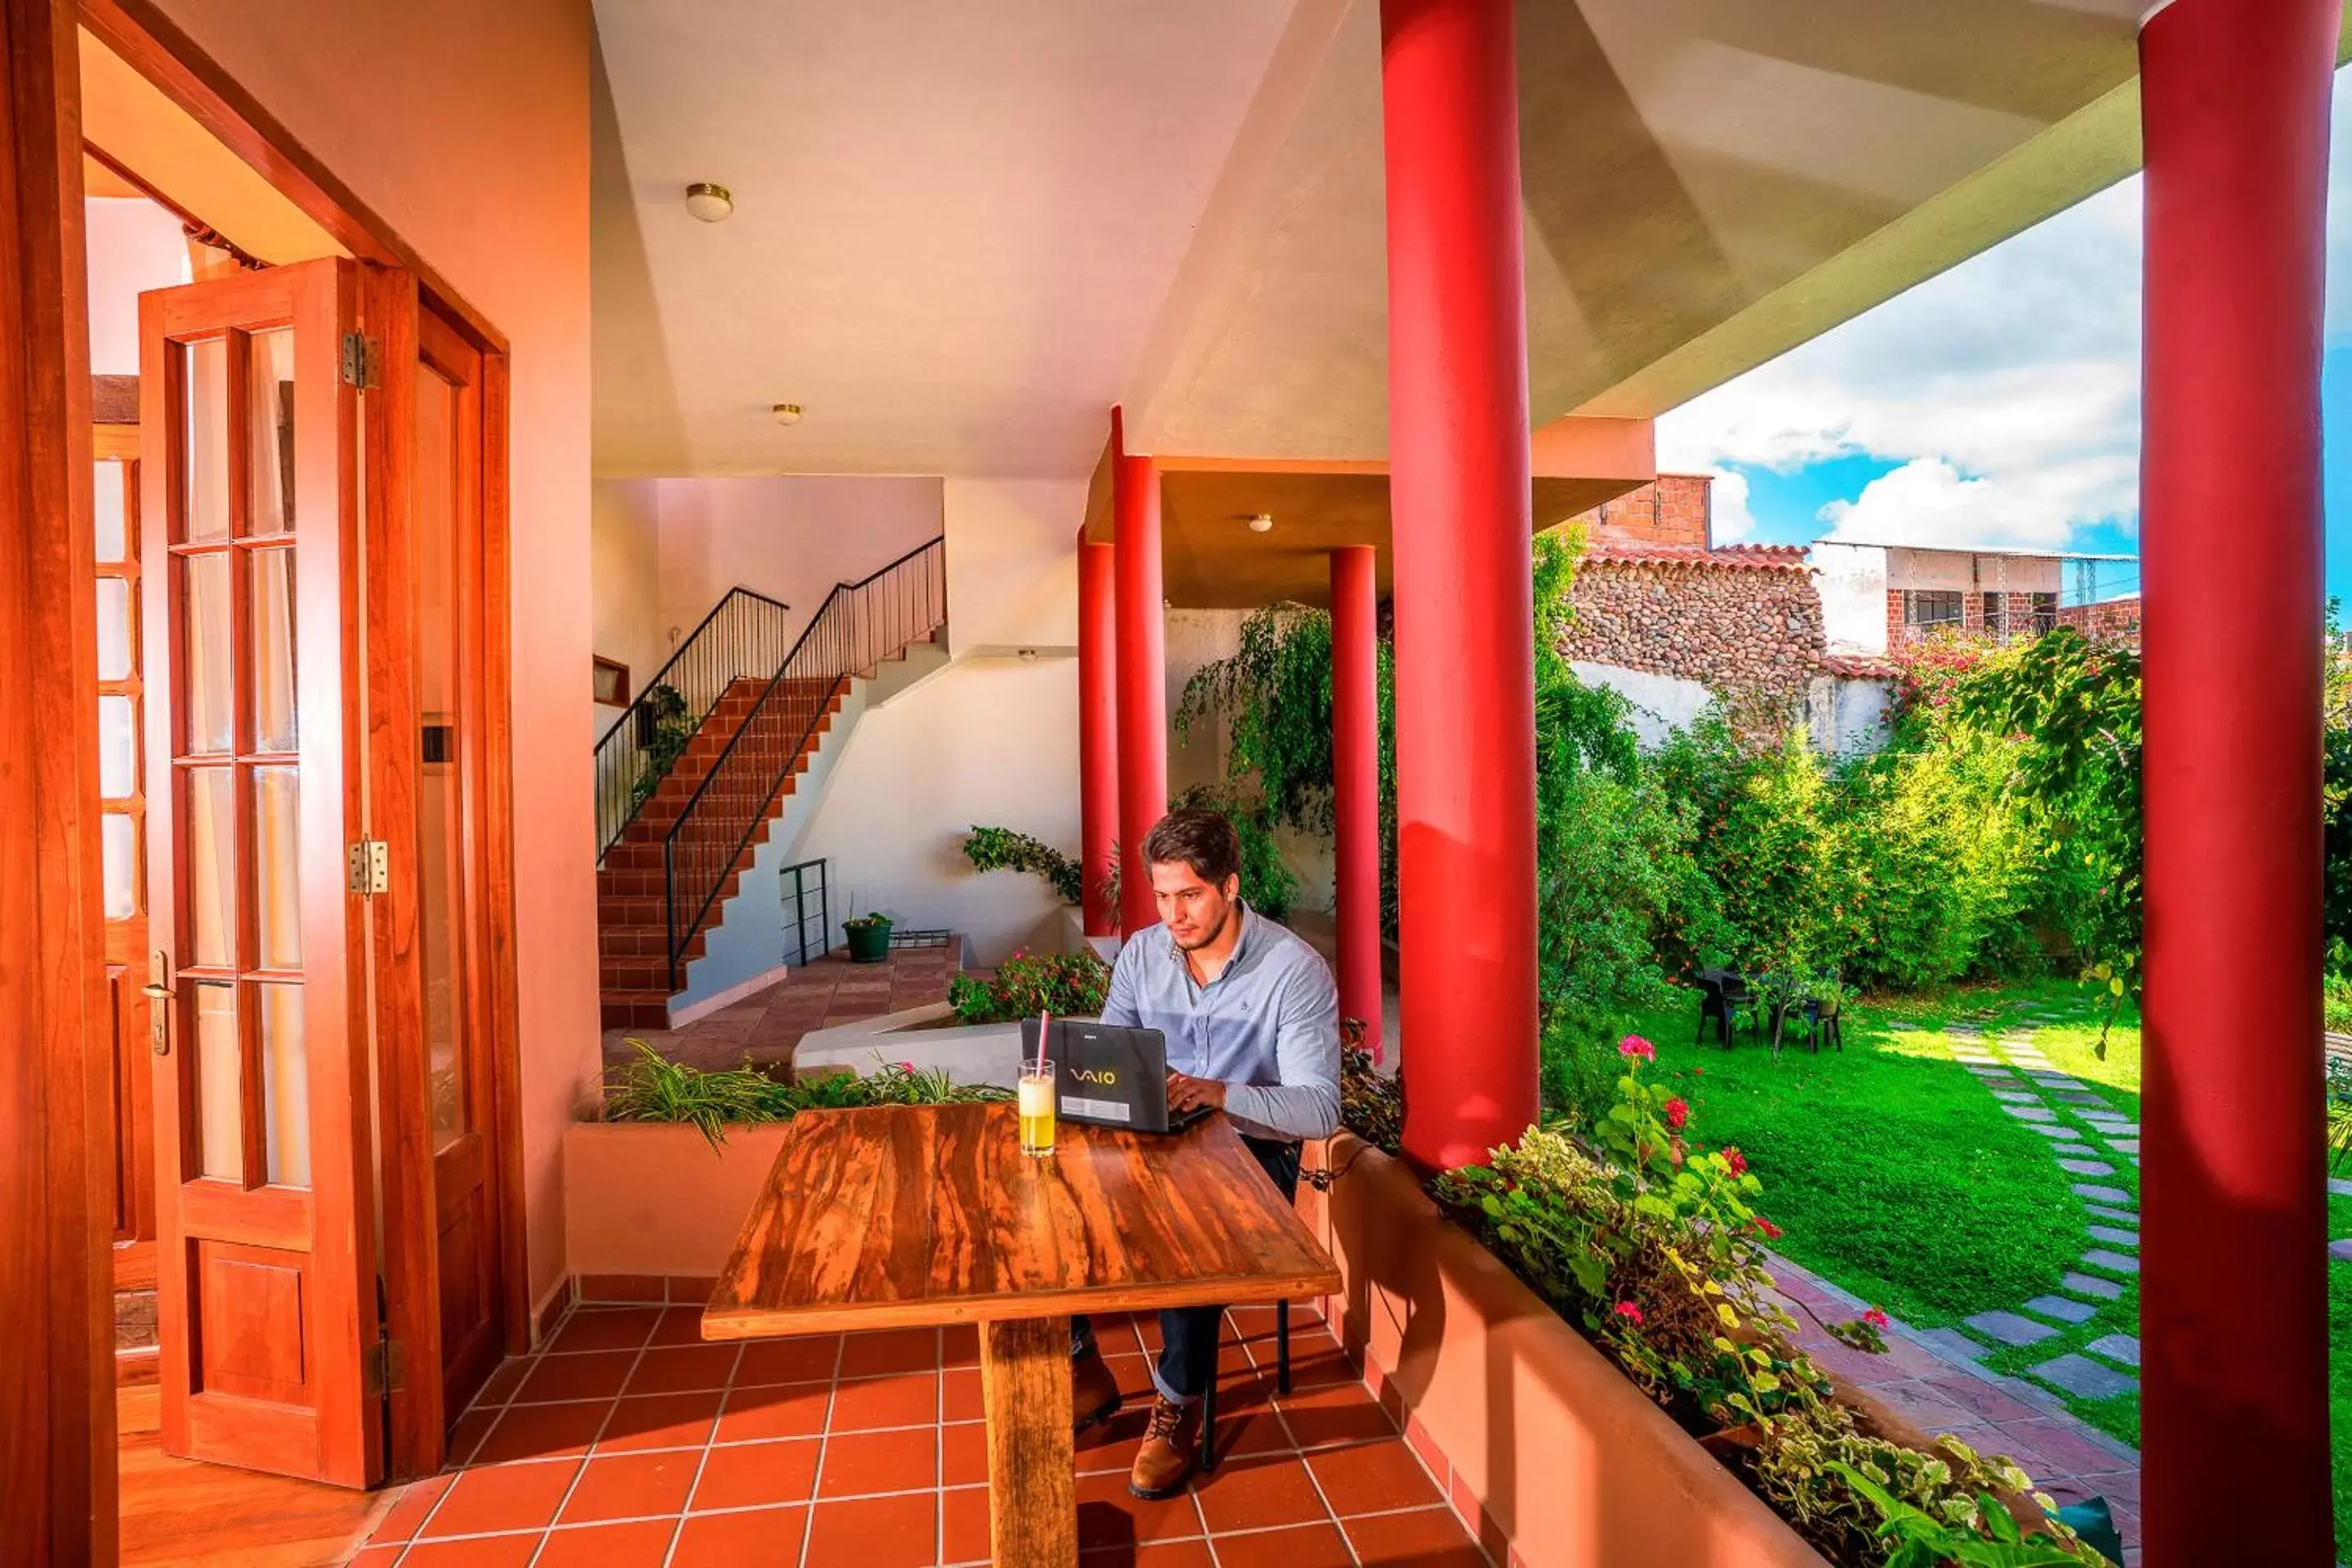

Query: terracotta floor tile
[[1104, 1353, 1157, 1400], [514, 1348, 639, 1404], [1076, 1468, 1207, 1547], [943, 1323, 979, 1367], [474, 1357, 532, 1407], [349, 1548, 403, 1568], [804, 1493, 938, 1568], [670, 1504, 808, 1567], [1207, 1405, 1295, 1463], [443, 1405, 497, 1468], [1274, 1383, 1396, 1450], [534, 1518, 679, 1567], [596, 1389, 724, 1454], [841, 1326, 942, 1378], [546, 1307, 664, 1355], [418, 1459, 580, 1537], [1342, 1505, 1489, 1567], [649, 1305, 714, 1347], [942, 1366, 983, 1422], [1306, 1439, 1443, 1517], [692, 1437, 822, 1512], [624, 1343, 740, 1396], [471, 1400, 612, 1464], [943, 1419, 989, 1486], [1076, 1408, 1150, 1477], [943, 1483, 993, 1563], [818, 1425, 939, 1498], [1194, 1454, 1330, 1535], [1087, 1316, 1144, 1357], [367, 1473, 449, 1544], [556, 1450, 700, 1525], [718, 1381, 833, 1445], [737, 1334, 841, 1386], [1078, 1541, 1214, 1568], [1207, 1521, 1355, 1568], [399, 1536, 543, 1568], [831, 1370, 939, 1431]]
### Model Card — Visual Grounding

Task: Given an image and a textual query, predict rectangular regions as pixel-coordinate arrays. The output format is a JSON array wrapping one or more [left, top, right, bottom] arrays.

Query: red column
[[1379, 0, 1538, 1169], [2139, 2, 2336, 1562], [1111, 408, 1168, 937], [1330, 546, 1384, 1063], [1077, 537, 1119, 936]]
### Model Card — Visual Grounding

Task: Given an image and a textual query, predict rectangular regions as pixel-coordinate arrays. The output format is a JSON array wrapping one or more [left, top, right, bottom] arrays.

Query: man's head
[[1141, 808, 1242, 951]]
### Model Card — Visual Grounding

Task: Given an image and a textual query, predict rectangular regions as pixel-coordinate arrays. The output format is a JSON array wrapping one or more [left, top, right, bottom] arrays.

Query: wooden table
[[704, 1102, 1341, 1568]]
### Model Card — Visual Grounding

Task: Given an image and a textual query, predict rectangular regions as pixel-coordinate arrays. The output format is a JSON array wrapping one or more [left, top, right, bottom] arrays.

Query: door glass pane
[[182, 552, 233, 755], [98, 695, 135, 799], [258, 982, 309, 1187], [416, 366, 466, 1147], [101, 813, 136, 920], [250, 329, 296, 537], [182, 338, 229, 542], [253, 767, 301, 970], [94, 460, 127, 562], [185, 767, 235, 969], [252, 548, 297, 752], [96, 576, 132, 681], [193, 981, 240, 1181]]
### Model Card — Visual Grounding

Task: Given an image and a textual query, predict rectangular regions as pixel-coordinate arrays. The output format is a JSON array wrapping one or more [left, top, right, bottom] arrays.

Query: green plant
[[945, 948, 1109, 1025], [961, 826, 1084, 905], [630, 683, 696, 809], [1338, 1030, 1401, 1155], [599, 1040, 1006, 1150], [843, 911, 893, 930], [1827, 1458, 2089, 1568]]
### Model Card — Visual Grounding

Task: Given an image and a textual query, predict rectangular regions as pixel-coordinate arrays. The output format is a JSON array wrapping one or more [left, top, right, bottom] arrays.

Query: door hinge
[[340, 332, 380, 389], [348, 840, 390, 895], [363, 1337, 406, 1396]]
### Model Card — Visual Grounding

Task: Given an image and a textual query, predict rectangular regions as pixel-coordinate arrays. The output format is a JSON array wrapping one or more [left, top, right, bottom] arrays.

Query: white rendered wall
[[1805, 675, 1895, 757], [86, 197, 189, 375], [1570, 662, 1713, 747], [1814, 542, 1891, 655], [590, 478, 664, 732]]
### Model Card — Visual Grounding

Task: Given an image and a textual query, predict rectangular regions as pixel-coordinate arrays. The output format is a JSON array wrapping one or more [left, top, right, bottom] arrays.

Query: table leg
[[978, 1315, 1076, 1568]]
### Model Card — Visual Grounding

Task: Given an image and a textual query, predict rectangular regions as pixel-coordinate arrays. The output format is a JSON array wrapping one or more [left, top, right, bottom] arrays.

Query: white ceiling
[[593, 0, 2158, 481]]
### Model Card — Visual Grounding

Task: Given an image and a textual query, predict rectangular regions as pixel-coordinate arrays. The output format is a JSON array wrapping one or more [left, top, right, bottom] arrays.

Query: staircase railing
[[662, 537, 947, 986], [594, 586, 793, 861]]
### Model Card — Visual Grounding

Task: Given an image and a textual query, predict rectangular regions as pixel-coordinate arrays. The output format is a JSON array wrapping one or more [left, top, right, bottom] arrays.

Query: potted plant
[[843, 903, 894, 964]]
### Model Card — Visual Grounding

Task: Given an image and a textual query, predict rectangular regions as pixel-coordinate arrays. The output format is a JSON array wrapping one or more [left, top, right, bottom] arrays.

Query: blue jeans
[[1070, 1136, 1302, 1403]]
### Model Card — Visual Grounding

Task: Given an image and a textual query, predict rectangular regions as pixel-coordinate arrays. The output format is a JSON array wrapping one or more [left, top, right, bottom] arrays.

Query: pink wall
[[84, 195, 188, 374], [147, 0, 596, 1309]]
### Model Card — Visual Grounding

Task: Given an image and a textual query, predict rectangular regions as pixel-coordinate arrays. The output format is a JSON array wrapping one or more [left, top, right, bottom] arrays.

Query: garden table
[[703, 1101, 1340, 1568]]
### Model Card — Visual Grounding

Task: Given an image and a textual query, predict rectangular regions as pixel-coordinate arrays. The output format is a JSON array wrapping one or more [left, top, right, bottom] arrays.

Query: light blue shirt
[[1102, 905, 1341, 1143]]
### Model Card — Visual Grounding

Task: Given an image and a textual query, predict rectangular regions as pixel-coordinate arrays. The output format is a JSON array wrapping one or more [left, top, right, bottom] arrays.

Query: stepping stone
[[2109, 1138, 2140, 1156], [2079, 1248, 2140, 1275], [2060, 1159, 2115, 1176], [2086, 1119, 2138, 1134], [2085, 1334, 2140, 1368], [2025, 1121, 2077, 1138], [2085, 1224, 2139, 1248], [2004, 1104, 2057, 1121], [2327, 1238, 2352, 1263], [2051, 1143, 2097, 1160], [2329, 1178, 2352, 1198], [2082, 1202, 2139, 1226], [2023, 1294, 2098, 1325], [2030, 1352, 2139, 1401], [1965, 1309, 2059, 1347], [1964, 1065, 2015, 1080], [2072, 1183, 2132, 1205], [2007, 1054, 2055, 1067], [2056, 1091, 2107, 1107], [1947, 1024, 1984, 1036], [1915, 1327, 1986, 1365], [2063, 1271, 2125, 1301], [1991, 1089, 2040, 1104]]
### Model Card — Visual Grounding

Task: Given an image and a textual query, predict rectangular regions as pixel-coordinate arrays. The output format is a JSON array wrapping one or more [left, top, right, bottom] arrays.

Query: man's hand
[[1165, 1070, 1227, 1115]]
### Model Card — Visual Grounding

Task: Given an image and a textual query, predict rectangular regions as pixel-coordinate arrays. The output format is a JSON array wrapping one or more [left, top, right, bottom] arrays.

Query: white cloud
[[1705, 466, 1756, 542], [1657, 67, 2352, 554]]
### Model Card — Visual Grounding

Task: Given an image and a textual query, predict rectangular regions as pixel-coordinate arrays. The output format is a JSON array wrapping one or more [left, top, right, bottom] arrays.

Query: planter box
[[1298, 1131, 1827, 1568], [793, 1003, 1099, 1090], [563, 1120, 794, 1281]]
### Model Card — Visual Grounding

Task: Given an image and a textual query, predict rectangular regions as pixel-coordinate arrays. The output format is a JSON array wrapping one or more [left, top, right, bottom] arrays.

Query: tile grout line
[[523, 1305, 666, 1566], [796, 1328, 847, 1568]]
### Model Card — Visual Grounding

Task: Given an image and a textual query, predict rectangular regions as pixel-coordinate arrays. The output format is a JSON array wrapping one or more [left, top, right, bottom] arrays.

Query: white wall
[[590, 478, 663, 731], [1886, 548, 2063, 595], [1570, 662, 1714, 747], [85, 196, 189, 375], [1805, 675, 1895, 757], [791, 480, 1083, 964], [1814, 542, 1890, 655]]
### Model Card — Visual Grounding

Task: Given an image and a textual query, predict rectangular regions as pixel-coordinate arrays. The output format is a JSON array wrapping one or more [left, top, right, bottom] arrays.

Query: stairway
[[597, 675, 844, 1029]]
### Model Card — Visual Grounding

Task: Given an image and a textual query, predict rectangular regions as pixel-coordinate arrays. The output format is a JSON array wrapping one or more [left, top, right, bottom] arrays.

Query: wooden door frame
[[2, 0, 120, 1561], [61, 0, 531, 1504]]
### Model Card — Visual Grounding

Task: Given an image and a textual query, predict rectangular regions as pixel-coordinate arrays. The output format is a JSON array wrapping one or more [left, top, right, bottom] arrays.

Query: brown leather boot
[[1127, 1395, 1201, 1499], [1071, 1344, 1122, 1434]]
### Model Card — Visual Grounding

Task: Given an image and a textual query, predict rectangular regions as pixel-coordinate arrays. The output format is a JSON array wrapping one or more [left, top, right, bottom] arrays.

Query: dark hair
[[1141, 808, 1241, 888]]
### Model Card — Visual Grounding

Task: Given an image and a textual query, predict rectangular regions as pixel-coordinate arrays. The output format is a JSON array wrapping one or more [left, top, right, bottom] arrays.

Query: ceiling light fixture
[[1247, 513, 1275, 534], [772, 403, 804, 425], [684, 181, 734, 223]]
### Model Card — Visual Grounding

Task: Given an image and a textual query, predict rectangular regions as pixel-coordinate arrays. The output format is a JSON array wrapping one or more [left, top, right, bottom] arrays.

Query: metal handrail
[[593, 586, 792, 860], [660, 537, 947, 986]]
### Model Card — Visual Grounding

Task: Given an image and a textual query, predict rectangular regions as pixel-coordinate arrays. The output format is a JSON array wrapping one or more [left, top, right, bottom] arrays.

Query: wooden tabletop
[[703, 1102, 1340, 1339]]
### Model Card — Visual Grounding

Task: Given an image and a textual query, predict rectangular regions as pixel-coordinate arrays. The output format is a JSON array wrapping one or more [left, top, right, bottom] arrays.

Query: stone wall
[[1564, 556, 1825, 715]]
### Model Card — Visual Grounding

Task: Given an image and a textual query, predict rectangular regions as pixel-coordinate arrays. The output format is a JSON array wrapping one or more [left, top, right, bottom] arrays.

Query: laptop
[[1018, 1019, 1213, 1134]]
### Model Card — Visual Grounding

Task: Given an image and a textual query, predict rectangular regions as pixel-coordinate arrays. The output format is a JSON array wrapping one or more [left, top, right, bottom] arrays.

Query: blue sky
[[1656, 68, 2352, 608]]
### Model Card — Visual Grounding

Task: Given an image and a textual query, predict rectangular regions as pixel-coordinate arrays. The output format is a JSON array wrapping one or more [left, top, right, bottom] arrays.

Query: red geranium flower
[[1753, 1216, 1783, 1241], [1617, 1035, 1656, 1062], [1722, 1146, 1748, 1178], [1664, 1098, 1690, 1131], [1864, 1306, 1891, 1330], [1613, 1300, 1645, 1327]]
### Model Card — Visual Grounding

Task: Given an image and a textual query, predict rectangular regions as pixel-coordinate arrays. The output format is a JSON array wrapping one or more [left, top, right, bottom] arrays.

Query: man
[[1070, 807, 1341, 1499]]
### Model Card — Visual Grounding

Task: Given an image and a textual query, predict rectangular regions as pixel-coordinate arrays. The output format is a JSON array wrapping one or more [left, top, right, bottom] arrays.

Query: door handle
[[143, 950, 174, 1057]]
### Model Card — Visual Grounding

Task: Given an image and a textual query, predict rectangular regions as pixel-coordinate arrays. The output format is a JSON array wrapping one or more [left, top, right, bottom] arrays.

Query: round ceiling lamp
[[684, 181, 734, 223], [772, 403, 804, 425], [1247, 513, 1275, 534]]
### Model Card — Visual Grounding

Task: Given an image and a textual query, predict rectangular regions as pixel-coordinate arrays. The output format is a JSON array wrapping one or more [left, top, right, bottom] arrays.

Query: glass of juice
[[1018, 1061, 1056, 1157]]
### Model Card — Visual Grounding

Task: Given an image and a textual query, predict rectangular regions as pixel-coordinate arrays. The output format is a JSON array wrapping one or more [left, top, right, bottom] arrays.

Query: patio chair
[[1200, 1300, 1294, 1472], [1772, 973, 1845, 1062], [1695, 969, 1762, 1048]]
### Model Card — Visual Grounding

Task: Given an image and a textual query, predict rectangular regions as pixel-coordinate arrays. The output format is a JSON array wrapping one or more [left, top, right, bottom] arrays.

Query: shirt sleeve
[[1100, 936, 1143, 1027], [1222, 948, 1342, 1143]]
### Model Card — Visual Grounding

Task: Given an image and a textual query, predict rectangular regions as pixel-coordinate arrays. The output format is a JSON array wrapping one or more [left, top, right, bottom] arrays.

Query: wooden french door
[[138, 256, 384, 1486]]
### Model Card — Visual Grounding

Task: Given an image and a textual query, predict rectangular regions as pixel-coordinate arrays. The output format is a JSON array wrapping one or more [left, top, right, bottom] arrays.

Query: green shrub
[[960, 825, 1085, 905], [599, 1040, 1005, 1149], [945, 948, 1109, 1025]]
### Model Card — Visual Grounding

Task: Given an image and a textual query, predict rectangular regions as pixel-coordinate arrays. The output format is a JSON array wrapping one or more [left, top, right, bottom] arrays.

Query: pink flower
[[1753, 1216, 1783, 1241], [1864, 1307, 1891, 1330], [1664, 1098, 1690, 1131], [1613, 1300, 1645, 1327], [899, 1060, 916, 1071], [1693, 1067, 1704, 1078], [1722, 1147, 1748, 1178], [1617, 1035, 1656, 1062]]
